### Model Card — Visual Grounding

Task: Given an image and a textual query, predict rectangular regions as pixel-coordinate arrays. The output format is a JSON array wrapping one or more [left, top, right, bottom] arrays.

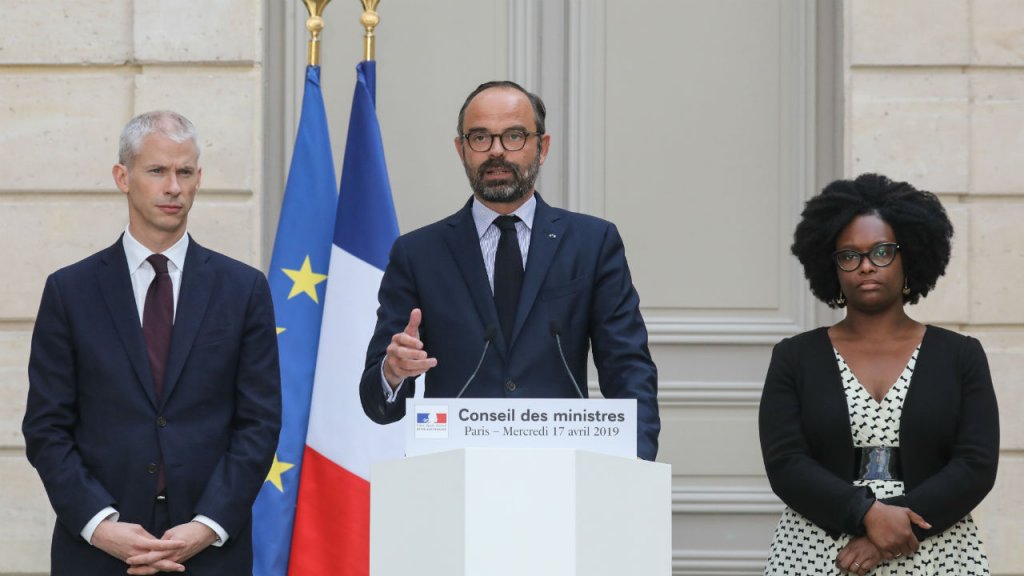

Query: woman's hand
[[837, 536, 882, 574], [862, 501, 931, 559]]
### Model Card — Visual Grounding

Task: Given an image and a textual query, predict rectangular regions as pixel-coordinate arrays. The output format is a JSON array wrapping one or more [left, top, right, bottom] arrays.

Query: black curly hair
[[791, 173, 953, 308]]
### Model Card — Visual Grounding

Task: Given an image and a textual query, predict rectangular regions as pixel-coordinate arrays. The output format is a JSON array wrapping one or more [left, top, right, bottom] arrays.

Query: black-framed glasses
[[833, 242, 901, 272], [461, 129, 541, 152]]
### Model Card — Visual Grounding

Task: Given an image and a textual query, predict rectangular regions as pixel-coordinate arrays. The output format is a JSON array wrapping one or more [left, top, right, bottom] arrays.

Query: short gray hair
[[118, 111, 200, 166]]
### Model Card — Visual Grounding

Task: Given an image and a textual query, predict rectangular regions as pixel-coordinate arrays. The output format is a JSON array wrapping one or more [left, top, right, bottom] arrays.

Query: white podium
[[370, 448, 671, 576]]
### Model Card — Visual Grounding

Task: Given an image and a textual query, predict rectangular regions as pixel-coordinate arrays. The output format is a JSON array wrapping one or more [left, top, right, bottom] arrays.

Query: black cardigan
[[759, 325, 999, 540]]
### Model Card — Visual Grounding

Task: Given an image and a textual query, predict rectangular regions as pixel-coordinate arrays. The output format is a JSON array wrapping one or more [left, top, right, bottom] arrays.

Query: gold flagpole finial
[[360, 0, 381, 62], [302, 0, 332, 66]]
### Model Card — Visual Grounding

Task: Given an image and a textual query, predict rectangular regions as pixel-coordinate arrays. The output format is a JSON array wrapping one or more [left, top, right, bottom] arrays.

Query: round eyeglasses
[[461, 129, 541, 153], [833, 242, 901, 272]]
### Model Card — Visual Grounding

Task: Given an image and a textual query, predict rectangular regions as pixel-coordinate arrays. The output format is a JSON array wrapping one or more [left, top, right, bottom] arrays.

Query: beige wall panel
[[135, 70, 260, 192], [186, 198, 259, 266], [849, 0, 969, 65], [658, 407, 762, 477], [965, 329, 1024, 450], [971, 0, 1024, 66], [604, 1, 786, 311], [969, 71, 1024, 194], [0, 197, 128, 319], [649, 344, 773, 382], [969, 203, 1024, 323], [0, 1, 132, 65], [317, 0, 509, 233], [911, 200, 968, 323], [0, 456, 52, 574], [973, 455, 1024, 572], [0, 331, 30, 448], [673, 512, 775, 570], [134, 0, 260, 63], [850, 72, 968, 193], [0, 74, 133, 191]]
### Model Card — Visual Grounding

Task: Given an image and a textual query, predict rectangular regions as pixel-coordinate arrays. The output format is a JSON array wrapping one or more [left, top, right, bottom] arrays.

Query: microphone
[[549, 320, 585, 399], [455, 326, 497, 398]]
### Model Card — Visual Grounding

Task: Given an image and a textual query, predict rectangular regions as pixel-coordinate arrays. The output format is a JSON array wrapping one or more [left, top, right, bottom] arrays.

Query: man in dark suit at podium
[[23, 111, 281, 574], [359, 81, 659, 460]]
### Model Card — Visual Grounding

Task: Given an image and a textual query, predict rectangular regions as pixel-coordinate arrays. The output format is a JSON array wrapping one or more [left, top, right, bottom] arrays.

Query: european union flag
[[252, 65, 338, 576]]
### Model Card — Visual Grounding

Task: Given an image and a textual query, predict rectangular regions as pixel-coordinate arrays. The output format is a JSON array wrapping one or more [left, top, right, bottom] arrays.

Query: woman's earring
[[902, 277, 911, 296], [835, 291, 846, 306]]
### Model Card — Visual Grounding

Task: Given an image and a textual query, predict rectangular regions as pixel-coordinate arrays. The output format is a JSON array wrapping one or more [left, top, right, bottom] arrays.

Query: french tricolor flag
[[287, 61, 405, 576], [416, 411, 448, 424]]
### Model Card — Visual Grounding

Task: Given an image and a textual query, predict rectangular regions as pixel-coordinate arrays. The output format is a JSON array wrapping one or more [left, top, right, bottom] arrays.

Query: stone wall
[[848, 1, 1024, 572], [1, 1, 1021, 573], [0, 1, 266, 572]]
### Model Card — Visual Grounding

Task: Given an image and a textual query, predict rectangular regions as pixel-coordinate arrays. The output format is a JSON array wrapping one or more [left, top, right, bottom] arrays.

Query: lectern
[[370, 448, 671, 576]]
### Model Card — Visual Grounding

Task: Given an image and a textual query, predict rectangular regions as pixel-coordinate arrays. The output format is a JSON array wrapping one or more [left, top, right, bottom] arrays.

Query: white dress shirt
[[81, 228, 228, 547]]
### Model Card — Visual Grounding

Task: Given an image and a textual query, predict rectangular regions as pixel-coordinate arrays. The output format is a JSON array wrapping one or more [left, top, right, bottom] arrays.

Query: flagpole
[[360, 0, 380, 62], [302, 0, 332, 66]]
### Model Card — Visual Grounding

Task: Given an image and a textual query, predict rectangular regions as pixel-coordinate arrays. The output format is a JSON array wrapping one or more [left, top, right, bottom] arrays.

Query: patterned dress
[[764, 347, 990, 575]]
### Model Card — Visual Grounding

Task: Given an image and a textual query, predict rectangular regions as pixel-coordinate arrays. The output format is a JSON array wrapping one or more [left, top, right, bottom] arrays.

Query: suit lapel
[[511, 195, 564, 347], [443, 199, 507, 359], [96, 238, 159, 409], [162, 237, 214, 406]]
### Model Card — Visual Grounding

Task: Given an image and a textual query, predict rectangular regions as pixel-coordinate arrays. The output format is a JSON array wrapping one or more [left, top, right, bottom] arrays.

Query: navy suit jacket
[[359, 194, 659, 460], [759, 325, 999, 540], [23, 237, 281, 575]]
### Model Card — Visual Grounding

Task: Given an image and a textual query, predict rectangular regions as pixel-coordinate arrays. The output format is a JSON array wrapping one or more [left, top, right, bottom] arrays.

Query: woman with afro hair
[[759, 174, 999, 575]]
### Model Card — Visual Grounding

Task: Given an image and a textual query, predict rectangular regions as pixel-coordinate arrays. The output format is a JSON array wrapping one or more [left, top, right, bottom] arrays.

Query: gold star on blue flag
[[253, 64, 338, 576]]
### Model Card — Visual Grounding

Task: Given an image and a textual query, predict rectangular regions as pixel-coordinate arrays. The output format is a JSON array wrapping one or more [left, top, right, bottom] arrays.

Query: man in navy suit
[[23, 111, 281, 574], [359, 81, 659, 460]]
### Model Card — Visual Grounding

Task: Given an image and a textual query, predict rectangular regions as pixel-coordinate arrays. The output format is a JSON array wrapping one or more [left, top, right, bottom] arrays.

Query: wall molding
[[565, 0, 604, 215], [657, 381, 763, 407], [673, 550, 767, 575], [588, 380, 764, 406], [645, 317, 805, 345], [672, 486, 783, 514], [507, 0, 540, 91]]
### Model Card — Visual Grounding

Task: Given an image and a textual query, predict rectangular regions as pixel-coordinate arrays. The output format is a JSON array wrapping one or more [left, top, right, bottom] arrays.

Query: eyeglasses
[[833, 242, 901, 272], [461, 129, 541, 152]]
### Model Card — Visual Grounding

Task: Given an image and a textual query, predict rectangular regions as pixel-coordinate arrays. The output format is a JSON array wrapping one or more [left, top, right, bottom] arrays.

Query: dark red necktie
[[143, 254, 173, 399], [143, 254, 172, 495]]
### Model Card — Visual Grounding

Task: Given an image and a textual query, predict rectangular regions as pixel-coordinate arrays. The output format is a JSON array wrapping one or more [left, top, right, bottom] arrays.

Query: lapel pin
[[548, 233, 557, 239]]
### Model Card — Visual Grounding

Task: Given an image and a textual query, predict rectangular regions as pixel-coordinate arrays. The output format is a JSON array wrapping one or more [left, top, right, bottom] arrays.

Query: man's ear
[[112, 164, 130, 194], [538, 133, 551, 165], [454, 135, 466, 163]]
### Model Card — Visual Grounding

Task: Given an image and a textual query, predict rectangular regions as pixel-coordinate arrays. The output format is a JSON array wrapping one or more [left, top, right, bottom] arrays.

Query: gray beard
[[466, 150, 541, 204]]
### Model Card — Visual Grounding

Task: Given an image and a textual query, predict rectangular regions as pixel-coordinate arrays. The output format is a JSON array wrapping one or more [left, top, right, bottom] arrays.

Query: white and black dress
[[764, 347, 990, 575]]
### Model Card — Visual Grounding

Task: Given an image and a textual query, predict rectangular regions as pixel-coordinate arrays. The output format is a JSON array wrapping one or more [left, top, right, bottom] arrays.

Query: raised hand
[[383, 308, 437, 388]]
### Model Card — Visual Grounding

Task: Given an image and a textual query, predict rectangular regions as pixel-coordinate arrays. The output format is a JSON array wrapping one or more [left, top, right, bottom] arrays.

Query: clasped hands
[[383, 308, 437, 389], [92, 519, 218, 574], [836, 501, 931, 574]]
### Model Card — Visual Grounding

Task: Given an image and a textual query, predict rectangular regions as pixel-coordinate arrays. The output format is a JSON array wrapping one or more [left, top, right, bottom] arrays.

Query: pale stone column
[[848, 1, 1024, 573]]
